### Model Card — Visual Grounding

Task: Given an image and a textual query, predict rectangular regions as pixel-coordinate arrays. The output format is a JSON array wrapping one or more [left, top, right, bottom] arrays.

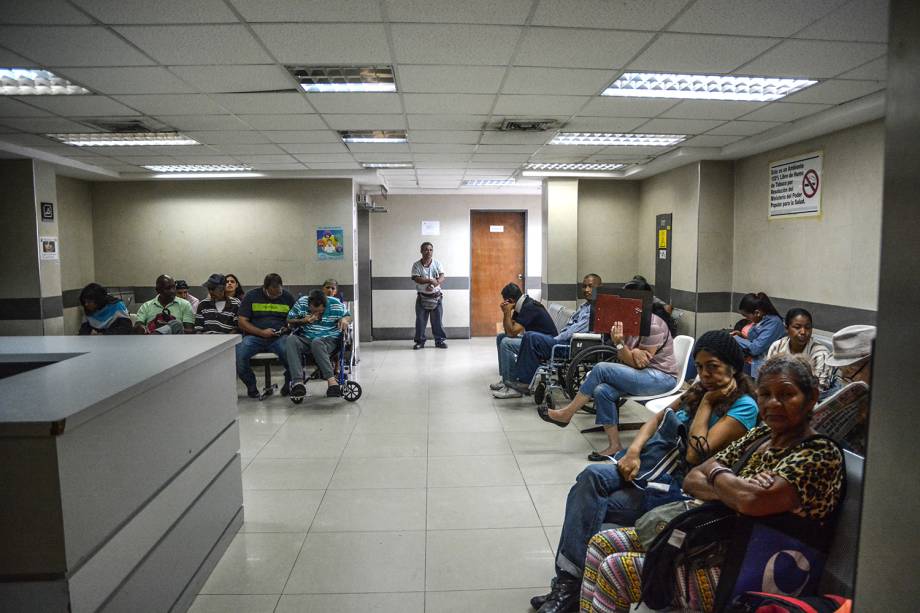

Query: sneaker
[[413, 343, 424, 350], [289, 382, 306, 401], [505, 380, 532, 395], [489, 379, 505, 391], [280, 381, 290, 396], [435, 341, 448, 349], [326, 384, 342, 397], [492, 386, 523, 399]]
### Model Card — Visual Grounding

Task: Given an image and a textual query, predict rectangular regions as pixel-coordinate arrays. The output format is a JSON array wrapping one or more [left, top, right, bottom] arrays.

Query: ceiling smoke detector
[[497, 118, 560, 132]]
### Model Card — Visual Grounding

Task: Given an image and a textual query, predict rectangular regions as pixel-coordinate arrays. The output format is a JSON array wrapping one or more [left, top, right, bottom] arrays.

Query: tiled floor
[[190, 338, 642, 613]]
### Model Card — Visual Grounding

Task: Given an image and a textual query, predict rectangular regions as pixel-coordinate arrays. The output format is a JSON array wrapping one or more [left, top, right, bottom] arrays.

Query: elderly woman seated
[[766, 308, 833, 392], [579, 355, 845, 613], [531, 330, 758, 613]]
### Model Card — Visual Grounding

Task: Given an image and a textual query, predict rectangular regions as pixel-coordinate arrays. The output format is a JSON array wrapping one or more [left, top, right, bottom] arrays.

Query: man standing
[[236, 273, 295, 398], [492, 283, 559, 398], [411, 241, 447, 349], [284, 289, 353, 401], [175, 279, 200, 313], [134, 274, 196, 334], [504, 274, 602, 394]]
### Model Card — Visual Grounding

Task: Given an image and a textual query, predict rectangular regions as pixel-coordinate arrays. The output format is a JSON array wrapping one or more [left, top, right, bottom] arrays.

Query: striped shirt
[[195, 297, 240, 334], [766, 336, 833, 390], [289, 296, 351, 340]]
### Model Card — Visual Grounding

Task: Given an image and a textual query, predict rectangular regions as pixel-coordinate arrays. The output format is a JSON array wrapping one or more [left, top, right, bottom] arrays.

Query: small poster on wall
[[769, 151, 823, 219], [316, 226, 344, 260], [421, 220, 440, 236], [39, 236, 59, 260]]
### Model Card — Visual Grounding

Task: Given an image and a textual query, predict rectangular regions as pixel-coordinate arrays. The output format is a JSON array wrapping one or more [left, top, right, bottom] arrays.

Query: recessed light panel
[[462, 179, 516, 187], [47, 132, 199, 146], [289, 65, 396, 93], [362, 162, 414, 168], [144, 164, 252, 172], [603, 72, 817, 102], [340, 130, 407, 144], [0, 68, 91, 95], [153, 172, 264, 179], [549, 133, 685, 146], [525, 162, 625, 171]]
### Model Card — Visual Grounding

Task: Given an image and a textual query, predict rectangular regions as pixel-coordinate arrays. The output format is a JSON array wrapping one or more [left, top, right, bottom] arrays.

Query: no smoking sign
[[769, 151, 822, 218], [802, 169, 819, 198]]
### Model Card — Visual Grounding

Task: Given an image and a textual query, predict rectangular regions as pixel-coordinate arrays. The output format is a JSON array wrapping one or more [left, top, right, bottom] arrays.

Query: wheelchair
[[530, 332, 619, 405], [290, 326, 362, 404]]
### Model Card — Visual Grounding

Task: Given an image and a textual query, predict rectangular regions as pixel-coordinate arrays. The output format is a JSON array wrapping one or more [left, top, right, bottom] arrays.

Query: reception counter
[[0, 335, 243, 613]]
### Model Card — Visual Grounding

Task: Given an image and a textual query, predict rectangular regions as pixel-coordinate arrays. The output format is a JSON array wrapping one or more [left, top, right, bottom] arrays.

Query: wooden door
[[470, 211, 526, 336]]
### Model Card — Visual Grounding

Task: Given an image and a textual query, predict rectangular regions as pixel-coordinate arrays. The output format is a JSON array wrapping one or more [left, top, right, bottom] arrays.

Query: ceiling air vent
[[83, 119, 158, 133], [498, 118, 560, 132]]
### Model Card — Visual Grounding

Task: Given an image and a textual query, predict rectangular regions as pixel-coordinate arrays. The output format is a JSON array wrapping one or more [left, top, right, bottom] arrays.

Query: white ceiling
[[0, 0, 889, 191]]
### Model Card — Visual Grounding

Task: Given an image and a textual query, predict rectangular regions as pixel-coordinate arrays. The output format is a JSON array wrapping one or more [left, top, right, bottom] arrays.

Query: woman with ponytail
[[731, 292, 785, 378]]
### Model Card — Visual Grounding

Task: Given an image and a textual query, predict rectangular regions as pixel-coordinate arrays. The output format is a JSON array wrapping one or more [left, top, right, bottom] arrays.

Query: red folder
[[593, 294, 643, 336]]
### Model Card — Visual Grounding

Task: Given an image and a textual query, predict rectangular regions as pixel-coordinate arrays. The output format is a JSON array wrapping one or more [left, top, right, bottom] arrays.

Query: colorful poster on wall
[[316, 226, 344, 260], [769, 151, 823, 219]]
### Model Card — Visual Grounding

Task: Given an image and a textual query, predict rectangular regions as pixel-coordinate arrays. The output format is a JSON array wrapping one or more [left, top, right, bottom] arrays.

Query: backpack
[[146, 306, 177, 334], [727, 592, 851, 613]]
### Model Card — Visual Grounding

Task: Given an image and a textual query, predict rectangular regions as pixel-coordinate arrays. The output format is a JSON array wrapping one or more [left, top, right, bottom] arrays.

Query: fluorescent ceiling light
[[549, 133, 685, 146], [362, 162, 414, 168], [462, 178, 516, 187], [603, 72, 817, 102], [523, 170, 621, 178], [525, 162, 625, 171], [0, 68, 91, 95], [289, 65, 396, 93], [47, 132, 198, 146], [340, 130, 407, 144], [144, 164, 252, 172], [153, 172, 264, 179]]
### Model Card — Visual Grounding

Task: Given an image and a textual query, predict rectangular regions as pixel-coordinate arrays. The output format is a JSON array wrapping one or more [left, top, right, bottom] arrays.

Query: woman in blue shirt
[[731, 292, 785, 379]]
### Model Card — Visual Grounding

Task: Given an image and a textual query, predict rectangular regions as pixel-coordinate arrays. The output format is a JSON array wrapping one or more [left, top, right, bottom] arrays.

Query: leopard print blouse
[[713, 424, 845, 520]]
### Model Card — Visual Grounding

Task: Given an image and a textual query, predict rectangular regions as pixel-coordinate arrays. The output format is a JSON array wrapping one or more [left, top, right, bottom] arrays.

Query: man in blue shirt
[[506, 274, 602, 393], [284, 289, 352, 401], [236, 273, 295, 398], [492, 283, 559, 399]]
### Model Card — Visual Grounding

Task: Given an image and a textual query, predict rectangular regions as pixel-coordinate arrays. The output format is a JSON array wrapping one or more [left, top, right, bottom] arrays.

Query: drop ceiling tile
[[233, 154, 298, 164], [248, 162, 306, 170], [295, 154, 357, 162], [537, 144, 605, 156], [262, 130, 341, 144], [3, 1, 94, 23], [346, 143, 411, 154], [562, 117, 647, 132], [385, 0, 532, 24], [737, 102, 831, 122], [279, 143, 349, 154], [210, 93, 313, 114], [114, 94, 226, 115], [681, 134, 744, 147], [210, 144, 285, 155], [305, 162, 362, 169], [479, 131, 552, 145], [0, 48, 36, 67], [477, 144, 541, 154], [668, 0, 846, 37], [502, 67, 617, 96], [532, 0, 689, 29], [162, 155, 240, 164], [458, 162, 514, 168], [411, 143, 477, 153], [410, 130, 482, 144], [403, 94, 495, 115], [706, 120, 782, 135], [407, 115, 488, 131], [0, 117, 95, 133], [107, 144, 215, 156], [782, 79, 884, 104], [0, 133, 59, 146], [518, 153, 584, 162], [184, 131, 271, 144], [413, 153, 473, 162], [230, 0, 383, 21], [738, 40, 887, 78], [0, 99, 54, 117], [74, 0, 238, 23], [578, 97, 679, 118], [838, 57, 887, 80], [470, 153, 531, 162], [323, 114, 406, 130], [306, 93, 403, 115], [794, 0, 888, 43], [396, 65, 506, 94], [391, 24, 521, 65], [158, 115, 252, 131], [240, 114, 328, 130], [660, 100, 768, 120], [25, 96, 140, 117], [54, 67, 195, 95], [169, 65, 296, 93], [0, 26, 154, 66], [379, 169, 416, 176], [629, 33, 777, 73], [493, 95, 589, 116], [515, 28, 653, 69], [115, 25, 271, 65], [595, 145, 680, 156], [355, 153, 416, 162], [252, 24, 390, 64]]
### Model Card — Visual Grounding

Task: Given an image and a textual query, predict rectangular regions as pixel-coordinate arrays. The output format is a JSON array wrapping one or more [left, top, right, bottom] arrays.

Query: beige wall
[[91, 178, 355, 290], [732, 120, 884, 311], [58, 176, 96, 334], [577, 180, 639, 283]]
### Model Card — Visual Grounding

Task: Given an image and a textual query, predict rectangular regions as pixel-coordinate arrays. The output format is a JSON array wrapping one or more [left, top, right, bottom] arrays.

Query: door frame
[[468, 209, 529, 336]]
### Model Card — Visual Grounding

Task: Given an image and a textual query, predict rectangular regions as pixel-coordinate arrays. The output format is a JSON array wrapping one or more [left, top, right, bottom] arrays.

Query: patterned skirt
[[580, 527, 721, 613]]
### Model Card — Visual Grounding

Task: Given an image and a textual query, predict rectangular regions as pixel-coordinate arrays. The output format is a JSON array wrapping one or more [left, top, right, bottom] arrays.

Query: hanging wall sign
[[769, 151, 823, 219]]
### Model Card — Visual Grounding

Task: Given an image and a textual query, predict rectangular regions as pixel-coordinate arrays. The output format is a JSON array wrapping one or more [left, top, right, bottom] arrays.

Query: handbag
[[611, 407, 689, 485], [727, 592, 851, 613], [418, 292, 440, 310], [635, 498, 697, 550]]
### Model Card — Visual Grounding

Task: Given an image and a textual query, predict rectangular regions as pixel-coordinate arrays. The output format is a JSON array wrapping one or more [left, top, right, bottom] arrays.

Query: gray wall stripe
[[0, 296, 63, 320], [371, 326, 470, 341], [731, 292, 877, 331], [372, 277, 469, 290], [42, 296, 63, 319], [669, 288, 698, 312], [131, 284, 355, 304], [697, 292, 733, 313], [63, 288, 82, 309]]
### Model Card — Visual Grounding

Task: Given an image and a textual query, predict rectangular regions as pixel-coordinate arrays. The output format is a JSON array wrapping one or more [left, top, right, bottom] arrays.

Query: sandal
[[537, 404, 570, 428]]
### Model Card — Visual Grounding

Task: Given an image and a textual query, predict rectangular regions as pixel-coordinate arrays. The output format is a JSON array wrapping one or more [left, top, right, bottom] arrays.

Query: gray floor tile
[[275, 593, 424, 613], [199, 532, 305, 594], [427, 485, 540, 530], [312, 488, 426, 532], [428, 455, 524, 487], [241, 490, 324, 533], [329, 456, 428, 489]]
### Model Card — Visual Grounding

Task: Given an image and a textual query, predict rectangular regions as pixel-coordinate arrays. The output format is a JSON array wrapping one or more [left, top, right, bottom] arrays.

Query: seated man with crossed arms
[[284, 288, 352, 402]]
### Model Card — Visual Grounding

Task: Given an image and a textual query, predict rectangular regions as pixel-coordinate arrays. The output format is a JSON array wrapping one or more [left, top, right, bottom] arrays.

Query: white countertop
[[0, 335, 240, 436]]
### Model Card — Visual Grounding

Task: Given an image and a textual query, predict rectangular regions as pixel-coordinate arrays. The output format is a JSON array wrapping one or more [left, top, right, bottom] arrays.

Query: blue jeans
[[512, 331, 565, 384], [578, 362, 677, 426], [555, 464, 645, 578], [414, 295, 446, 344], [495, 333, 522, 381], [236, 334, 291, 392]]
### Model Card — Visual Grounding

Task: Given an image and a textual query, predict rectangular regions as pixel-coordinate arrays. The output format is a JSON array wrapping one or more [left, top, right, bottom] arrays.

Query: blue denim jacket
[[555, 301, 592, 344], [734, 313, 785, 378]]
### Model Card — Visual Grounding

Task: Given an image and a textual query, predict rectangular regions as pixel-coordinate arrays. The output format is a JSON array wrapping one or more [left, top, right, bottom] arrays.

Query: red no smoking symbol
[[802, 169, 819, 198]]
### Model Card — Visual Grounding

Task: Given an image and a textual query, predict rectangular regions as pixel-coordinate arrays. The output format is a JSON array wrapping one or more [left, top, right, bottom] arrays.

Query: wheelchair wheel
[[533, 381, 546, 405], [343, 380, 362, 402], [564, 345, 619, 400]]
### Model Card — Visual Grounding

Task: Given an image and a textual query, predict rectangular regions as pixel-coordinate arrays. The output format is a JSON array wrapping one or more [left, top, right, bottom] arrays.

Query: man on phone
[[235, 273, 295, 398], [491, 283, 558, 398]]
